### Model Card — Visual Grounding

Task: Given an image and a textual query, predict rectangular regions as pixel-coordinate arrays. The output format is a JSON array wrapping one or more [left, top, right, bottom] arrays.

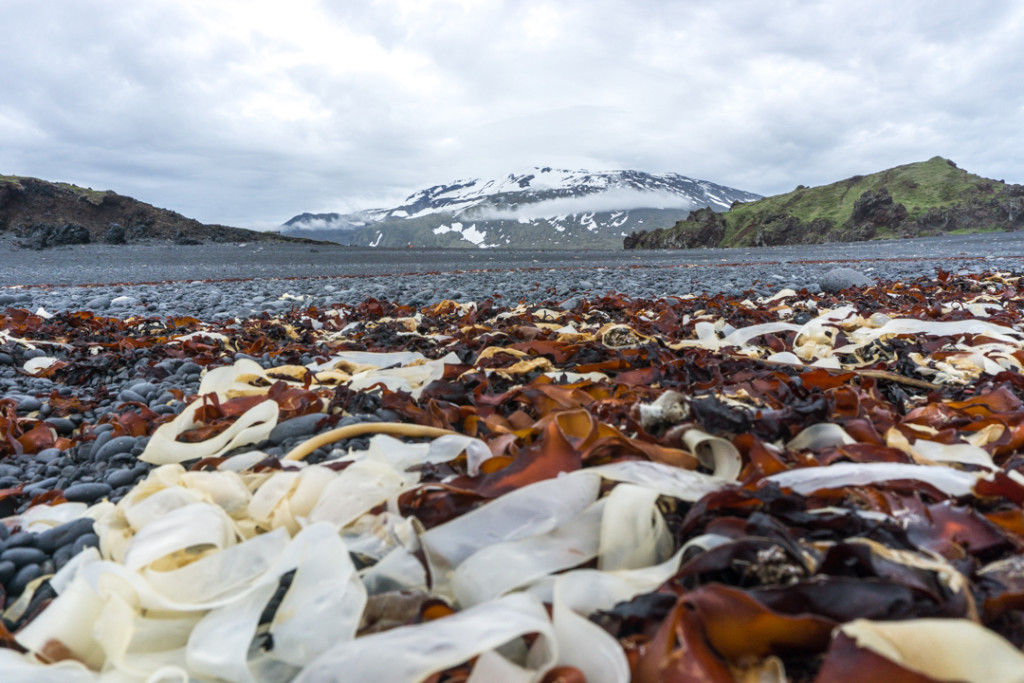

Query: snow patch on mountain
[[281, 167, 760, 248]]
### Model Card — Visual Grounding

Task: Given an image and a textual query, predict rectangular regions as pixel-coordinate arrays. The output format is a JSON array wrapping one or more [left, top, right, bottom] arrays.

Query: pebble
[[10, 564, 43, 594], [1, 546, 48, 567], [93, 435, 138, 462], [63, 482, 114, 503], [72, 533, 100, 555], [818, 267, 872, 292], [85, 295, 111, 310], [5, 531, 36, 548], [35, 517, 95, 554], [269, 414, 327, 445]]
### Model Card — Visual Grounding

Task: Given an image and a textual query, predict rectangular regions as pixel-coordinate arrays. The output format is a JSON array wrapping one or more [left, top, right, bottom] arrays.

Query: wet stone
[[63, 482, 113, 503], [15, 396, 43, 413], [105, 468, 139, 488], [128, 381, 157, 398], [72, 534, 100, 555], [10, 564, 43, 595], [35, 517, 95, 554], [53, 545, 74, 570], [35, 448, 61, 464], [0, 560, 14, 584], [94, 435, 137, 461], [117, 389, 147, 404], [269, 413, 326, 445], [3, 531, 35, 549], [1, 546, 47, 567]]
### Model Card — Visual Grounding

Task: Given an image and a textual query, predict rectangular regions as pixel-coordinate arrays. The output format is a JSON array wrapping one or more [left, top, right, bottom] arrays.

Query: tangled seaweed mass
[[3, 270, 1024, 681]]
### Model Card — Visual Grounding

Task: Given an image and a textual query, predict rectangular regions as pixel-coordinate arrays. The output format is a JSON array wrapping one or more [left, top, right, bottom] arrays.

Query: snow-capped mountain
[[280, 168, 761, 249]]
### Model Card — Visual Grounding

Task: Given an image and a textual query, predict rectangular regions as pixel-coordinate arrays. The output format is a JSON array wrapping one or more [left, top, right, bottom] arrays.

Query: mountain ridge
[[281, 167, 761, 249]]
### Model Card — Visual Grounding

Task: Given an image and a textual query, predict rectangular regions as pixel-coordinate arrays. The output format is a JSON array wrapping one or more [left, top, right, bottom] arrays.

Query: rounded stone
[[35, 517, 95, 554], [93, 435, 137, 462], [85, 296, 111, 310], [44, 417, 77, 436], [117, 389, 147, 404], [818, 267, 872, 293], [0, 560, 16, 584], [0, 546, 47, 567], [9, 563, 43, 595], [35, 447, 61, 464], [105, 468, 139, 489], [72, 533, 100, 555], [268, 413, 325, 445], [63, 482, 113, 503], [5, 530, 36, 548]]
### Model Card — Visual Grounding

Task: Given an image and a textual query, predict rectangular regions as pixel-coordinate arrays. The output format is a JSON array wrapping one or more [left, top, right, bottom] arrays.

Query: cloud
[[476, 189, 694, 220], [0, 0, 1022, 228]]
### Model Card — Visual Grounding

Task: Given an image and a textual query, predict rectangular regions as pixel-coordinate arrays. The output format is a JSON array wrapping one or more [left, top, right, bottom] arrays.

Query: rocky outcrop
[[752, 215, 834, 247], [839, 188, 908, 241], [18, 222, 91, 250], [0, 175, 327, 248], [624, 207, 726, 249]]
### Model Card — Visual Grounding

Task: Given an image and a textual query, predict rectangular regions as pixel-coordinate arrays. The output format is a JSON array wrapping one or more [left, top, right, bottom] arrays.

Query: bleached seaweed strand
[[283, 422, 462, 461]]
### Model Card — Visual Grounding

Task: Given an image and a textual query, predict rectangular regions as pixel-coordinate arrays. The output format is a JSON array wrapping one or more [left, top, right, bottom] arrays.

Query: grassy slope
[[720, 156, 1008, 245], [1, 174, 112, 204]]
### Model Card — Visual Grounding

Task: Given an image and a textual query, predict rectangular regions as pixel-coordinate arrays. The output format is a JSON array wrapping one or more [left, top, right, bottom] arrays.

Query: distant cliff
[[625, 157, 1024, 249], [0, 175, 324, 248]]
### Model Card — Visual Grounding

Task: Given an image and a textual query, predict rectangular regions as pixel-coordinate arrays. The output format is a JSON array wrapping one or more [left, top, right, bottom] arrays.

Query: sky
[[2, 0, 1022, 229]]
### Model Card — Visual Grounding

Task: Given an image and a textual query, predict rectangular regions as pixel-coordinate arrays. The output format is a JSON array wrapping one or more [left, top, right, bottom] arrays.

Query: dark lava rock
[[105, 222, 127, 244]]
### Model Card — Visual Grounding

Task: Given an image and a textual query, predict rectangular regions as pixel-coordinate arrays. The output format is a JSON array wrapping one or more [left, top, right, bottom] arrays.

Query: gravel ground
[[1, 231, 1024, 608], [2, 231, 1024, 318]]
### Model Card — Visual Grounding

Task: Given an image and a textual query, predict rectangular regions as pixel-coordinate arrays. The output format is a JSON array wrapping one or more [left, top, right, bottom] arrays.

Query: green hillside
[[625, 157, 1024, 249]]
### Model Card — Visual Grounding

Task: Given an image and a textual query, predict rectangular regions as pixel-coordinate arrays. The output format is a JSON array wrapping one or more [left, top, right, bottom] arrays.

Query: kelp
[[4, 270, 1024, 680]]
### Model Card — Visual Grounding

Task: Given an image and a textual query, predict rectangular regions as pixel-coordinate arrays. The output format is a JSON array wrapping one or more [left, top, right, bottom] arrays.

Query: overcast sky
[[2, 0, 1022, 229]]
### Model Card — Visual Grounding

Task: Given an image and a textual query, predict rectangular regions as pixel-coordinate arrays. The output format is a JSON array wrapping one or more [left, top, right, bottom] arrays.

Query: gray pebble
[[86, 296, 111, 310], [10, 563, 43, 595], [269, 413, 326, 445], [63, 482, 113, 503], [35, 517, 95, 554], [35, 447, 62, 464], [45, 417, 77, 436], [5, 531, 36, 548], [53, 545, 74, 570], [117, 389, 148, 404], [15, 396, 43, 412], [0, 560, 14, 584], [106, 468, 139, 488], [818, 267, 872, 293], [1, 546, 47, 567], [94, 435, 138, 462], [72, 533, 100, 555]]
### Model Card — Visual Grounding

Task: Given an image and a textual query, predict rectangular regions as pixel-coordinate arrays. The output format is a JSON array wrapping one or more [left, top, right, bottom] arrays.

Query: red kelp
[[4, 270, 1024, 680]]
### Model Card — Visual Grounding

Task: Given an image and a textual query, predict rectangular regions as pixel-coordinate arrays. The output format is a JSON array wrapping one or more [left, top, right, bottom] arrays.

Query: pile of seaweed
[[3, 269, 1024, 681]]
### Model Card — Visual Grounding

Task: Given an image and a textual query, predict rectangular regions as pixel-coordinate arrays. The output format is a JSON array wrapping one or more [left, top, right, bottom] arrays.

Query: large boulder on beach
[[818, 267, 872, 292], [25, 222, 91, 250], [104, 223, 127, 244]]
